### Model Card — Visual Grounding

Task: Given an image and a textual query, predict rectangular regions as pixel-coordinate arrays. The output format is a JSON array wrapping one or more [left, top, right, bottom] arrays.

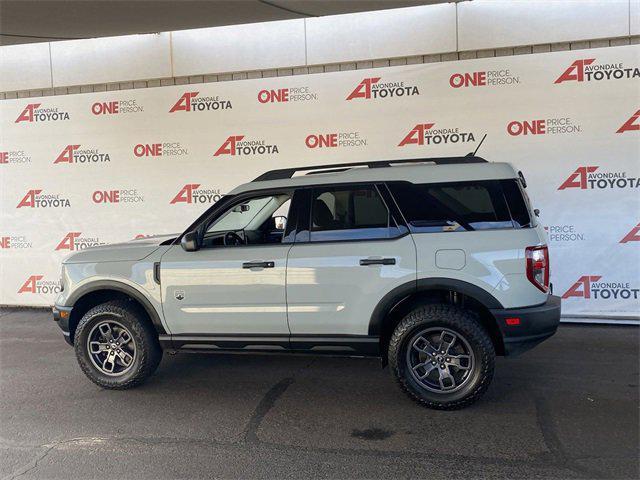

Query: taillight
[[526, 245, 549, 293]]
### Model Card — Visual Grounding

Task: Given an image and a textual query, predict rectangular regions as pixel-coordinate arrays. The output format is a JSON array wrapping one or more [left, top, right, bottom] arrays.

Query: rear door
[[286, 184, 417, 346]]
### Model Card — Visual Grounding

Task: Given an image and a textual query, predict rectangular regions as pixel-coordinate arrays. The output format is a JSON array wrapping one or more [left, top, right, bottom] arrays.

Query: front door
[[160, 192, 294, 338]]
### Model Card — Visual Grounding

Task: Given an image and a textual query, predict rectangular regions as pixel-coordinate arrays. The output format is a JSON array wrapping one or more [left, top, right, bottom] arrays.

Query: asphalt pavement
[[0, 308, 638, 479]]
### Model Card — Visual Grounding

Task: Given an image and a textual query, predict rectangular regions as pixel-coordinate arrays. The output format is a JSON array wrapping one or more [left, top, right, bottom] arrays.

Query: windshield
[[207, 196, 273, 233]]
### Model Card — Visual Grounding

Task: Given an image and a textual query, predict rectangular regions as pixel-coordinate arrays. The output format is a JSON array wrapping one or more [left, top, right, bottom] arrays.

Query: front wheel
[[388, 304, 495, 410], [74, 301, 162, 389]]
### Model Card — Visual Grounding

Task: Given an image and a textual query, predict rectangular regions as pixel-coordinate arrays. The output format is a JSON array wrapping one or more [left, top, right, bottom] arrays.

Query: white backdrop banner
[[1, 45, 639, 321]]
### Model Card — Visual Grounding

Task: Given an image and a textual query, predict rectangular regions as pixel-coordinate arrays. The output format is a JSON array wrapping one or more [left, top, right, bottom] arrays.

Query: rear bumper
[[491, 295, 561, 356], [52, 305, 73, 346]]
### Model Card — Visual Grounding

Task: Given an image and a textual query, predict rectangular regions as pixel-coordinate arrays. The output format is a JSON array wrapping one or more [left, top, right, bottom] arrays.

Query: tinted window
[[309, 185, 399, 241], [501, 180, 532, 228], [388, 180, 524, 232]]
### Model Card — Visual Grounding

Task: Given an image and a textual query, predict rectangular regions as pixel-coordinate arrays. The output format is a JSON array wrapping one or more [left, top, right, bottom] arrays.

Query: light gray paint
[[160, 243, 292, 335], [55, 161, 550, 336]]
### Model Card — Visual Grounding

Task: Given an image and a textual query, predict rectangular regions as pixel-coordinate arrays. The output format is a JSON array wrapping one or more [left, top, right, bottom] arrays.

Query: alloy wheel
[[86, 320, 137, 376], [405, 327, 475, 393]]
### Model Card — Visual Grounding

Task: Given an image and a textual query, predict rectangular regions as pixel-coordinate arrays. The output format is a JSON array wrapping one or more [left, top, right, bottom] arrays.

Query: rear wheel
[[388, 304, 495, 410], [74, 301, 162, 389]]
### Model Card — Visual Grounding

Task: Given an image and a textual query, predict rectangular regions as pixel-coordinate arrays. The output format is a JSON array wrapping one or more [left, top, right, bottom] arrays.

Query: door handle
[[242, 261, 275, 269], [359, 258, 396, 266]]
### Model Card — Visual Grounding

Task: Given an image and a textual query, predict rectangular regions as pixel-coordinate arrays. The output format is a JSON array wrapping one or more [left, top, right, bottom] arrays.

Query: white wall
[[1, 0, 636, 93], [458, 0, 631, 50], [2, 45, 639, 319]]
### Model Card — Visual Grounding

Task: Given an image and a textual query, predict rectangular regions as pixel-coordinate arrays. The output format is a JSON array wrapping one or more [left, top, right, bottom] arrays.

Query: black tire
[[74, 300, 162, 389], [388, 304, 495, 410]]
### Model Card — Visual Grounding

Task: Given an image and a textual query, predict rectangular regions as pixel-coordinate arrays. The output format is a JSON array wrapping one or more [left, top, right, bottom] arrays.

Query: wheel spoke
[[115, 349, 133, 367], [438, 331, 457, 354], [98, 323, 114, 341], [89, 341, 109, 354], [115, 330, 132, 346], [412, 361, 437, 379], [447, 354, 472, 370], [412, 336, 438, 355], [438, 366, 457, 390], [102, 352, 117, 373]]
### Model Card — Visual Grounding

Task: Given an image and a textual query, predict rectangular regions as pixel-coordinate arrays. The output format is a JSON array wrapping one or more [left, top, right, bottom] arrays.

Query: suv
[[53, 156, 560, 409]]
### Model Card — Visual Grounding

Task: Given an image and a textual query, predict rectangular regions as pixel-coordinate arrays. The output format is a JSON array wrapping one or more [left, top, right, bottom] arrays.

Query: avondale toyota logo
[[398, 123, 476, 147], [620, 223, 640, 243], [616, 110, 640, 133], [562, 275, 638, 301], [15, 103, 70, 123], [170, 184, 223, 204], [213, 135, 279, 156], [346, 77, 419, 100], [558, 166, 639, 190], [169, 92, 232, 113], [54, 145, 111, 164], [16, 189, 71, 208], [554, 58, 639, 84], [55, 232, 104, 251], [18, 275, 61, 295]]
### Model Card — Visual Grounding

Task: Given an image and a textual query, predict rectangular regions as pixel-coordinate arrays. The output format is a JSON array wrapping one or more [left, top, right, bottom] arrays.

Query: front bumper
[[491, 295, 561, 356], [52, 305, 73, 346]]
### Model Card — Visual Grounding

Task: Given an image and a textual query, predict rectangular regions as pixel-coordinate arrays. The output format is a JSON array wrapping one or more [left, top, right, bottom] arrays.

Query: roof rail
[[252, 156, 488, 182]]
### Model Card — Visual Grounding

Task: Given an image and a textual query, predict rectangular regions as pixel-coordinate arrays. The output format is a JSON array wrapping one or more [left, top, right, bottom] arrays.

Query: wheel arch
[[370, 278, 506, 361], [66, 281, 166, 343]]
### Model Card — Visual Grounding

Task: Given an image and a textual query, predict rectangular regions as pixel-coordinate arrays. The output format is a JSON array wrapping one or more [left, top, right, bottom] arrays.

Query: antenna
[[469, 134, 487, 157]]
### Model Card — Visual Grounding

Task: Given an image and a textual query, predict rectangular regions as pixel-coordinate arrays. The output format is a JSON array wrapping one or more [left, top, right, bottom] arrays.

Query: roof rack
[[252, 156, 487, 182]]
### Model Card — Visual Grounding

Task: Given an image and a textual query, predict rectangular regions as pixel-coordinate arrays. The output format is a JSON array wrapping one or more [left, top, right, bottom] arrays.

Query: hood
[[63, 234, 178, 264]]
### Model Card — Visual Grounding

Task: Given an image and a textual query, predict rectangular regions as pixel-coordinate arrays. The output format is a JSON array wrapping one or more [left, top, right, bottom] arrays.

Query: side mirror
[[534, 208, 540, 217], [273, 215, 287, 230], [181, 231, 200, 252]]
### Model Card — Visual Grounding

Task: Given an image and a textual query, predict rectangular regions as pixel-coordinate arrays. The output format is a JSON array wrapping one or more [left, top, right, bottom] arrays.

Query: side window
[[202, 192, 293, 247], [388, 181, 516, 232], [501, 180, 533, 228], [309, 185, 399, 242]]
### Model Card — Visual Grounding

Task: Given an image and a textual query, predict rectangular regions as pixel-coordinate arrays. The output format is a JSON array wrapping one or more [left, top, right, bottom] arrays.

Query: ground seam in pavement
[[534, 394, 607, 479]]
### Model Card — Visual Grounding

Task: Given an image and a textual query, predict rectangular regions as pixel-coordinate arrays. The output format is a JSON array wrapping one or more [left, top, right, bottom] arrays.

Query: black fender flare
[[66, 280, 167, 334], [368, 278, 504, 336]]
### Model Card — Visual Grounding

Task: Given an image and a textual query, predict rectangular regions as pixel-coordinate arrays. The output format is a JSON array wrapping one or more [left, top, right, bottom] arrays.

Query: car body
[[53, 156, 561, 409]]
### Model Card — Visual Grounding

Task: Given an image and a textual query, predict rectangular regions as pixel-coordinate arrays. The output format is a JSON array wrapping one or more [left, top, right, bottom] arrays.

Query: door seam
[[284, 242, 295, 339]]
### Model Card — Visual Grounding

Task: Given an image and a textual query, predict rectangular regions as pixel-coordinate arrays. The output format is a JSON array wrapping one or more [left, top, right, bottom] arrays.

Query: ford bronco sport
[[53, 156, 561, 409]]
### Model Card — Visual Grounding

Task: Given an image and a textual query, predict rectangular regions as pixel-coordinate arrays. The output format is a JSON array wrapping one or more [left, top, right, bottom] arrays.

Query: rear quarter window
[[500, 179, 533, 228], [388, 179, 531, 232]]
